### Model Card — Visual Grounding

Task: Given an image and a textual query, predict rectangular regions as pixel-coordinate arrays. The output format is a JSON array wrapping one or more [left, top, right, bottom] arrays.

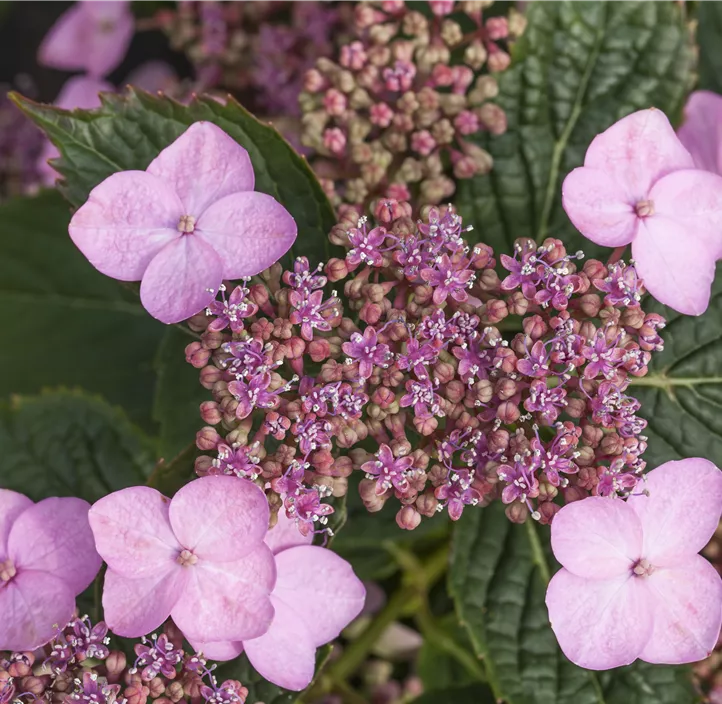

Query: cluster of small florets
[[157, 1, 351, 118], [0, 620, 244, 704], [185, 203, 664, 532], [299, 0, 525, 209]]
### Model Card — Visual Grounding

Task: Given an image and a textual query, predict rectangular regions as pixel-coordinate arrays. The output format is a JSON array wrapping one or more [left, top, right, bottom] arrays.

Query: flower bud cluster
[[156, 1, 351, 118], [300, 1, 526, 209], [1, 620, 245, 704], [188, 203, 664, 531]]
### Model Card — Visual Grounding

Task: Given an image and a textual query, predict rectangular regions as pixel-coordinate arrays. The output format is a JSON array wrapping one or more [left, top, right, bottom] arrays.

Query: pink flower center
[[634, 200, 655, 218], [176, 549, 198, 567], [177, 215, 196, 234], [0, 559, 16, 583], [632, 558, 655, 578]]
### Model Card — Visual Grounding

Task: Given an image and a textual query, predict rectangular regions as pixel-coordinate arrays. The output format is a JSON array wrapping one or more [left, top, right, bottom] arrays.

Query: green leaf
[[600, 661, 699, 704], [454, 0, 695, 258], [697, 2, 722, 94], [416, 616, 480, 691], [412, 683, 496, 704], [632, 264, 722, 468], [11, 88, 337, 266], [0, 389, 155, 503], [0, 191, 167, 429], [449, 502, 699, 704], [153, 327, 207, 460]]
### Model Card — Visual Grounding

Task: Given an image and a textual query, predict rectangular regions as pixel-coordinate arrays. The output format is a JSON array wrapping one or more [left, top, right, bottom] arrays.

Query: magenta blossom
[[38, 1, 134, 78], [546, 458, 722, 670], [342, 327, 392, 379], [562, 109, 722, 315], [678, 91, 722, 176], [88, 476, 276, 643], [0, 490, 101, 651], [188, 511, 366, 691], [69, 122, 297, 324], [362, 443, 415, 495]]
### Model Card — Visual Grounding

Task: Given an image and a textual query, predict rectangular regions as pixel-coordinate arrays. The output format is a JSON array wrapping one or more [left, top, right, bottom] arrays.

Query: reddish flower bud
[[185, 341, 211, 369], [505, 502, 529, 524], [199, 401, 223, 426], [196, 426, 221, 451], [325, 257, 349, 282], [507, 290, 529, 316], [396, 505, 422, 530], [483, 298, 508, 324]]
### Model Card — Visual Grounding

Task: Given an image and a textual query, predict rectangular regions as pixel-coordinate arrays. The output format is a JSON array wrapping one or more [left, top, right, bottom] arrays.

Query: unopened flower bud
[[196, 426, 221, 451], [497, 400, 520, 424], [185, 341, 211, 368], [507, 291, 529, 316], [505, 502, 529, 524], [564, 397, 586, 419], [199, 401, 222, 425], [396, 505, 422, 530], [483, 298, 508, 324]]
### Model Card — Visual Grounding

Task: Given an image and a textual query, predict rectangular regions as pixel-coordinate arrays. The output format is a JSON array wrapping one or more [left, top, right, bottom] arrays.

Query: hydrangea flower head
[[69, 121, 297, 324], [678, 90, 722, 176], [38, 1, 134, 78], [562, 109, 722, 315], [188, 511, 366, 691], [0, 490, 101, 651], [88, 476, 276, 643], [546, 458, 722, 670]]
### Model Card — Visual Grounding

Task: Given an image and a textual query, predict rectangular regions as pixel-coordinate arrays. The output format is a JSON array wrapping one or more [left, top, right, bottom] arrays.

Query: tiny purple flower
[[342, 327, 392, 378], [361, 444, 415, 495]]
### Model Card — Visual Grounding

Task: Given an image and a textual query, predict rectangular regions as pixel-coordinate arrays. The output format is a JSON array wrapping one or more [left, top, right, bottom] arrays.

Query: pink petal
[[169, 476, 270, 562], [55, 75, 114, 110], [633, 216, 716, 316], [139, 235, 223, 324], [195, 192, 298, 279], [69, 171, 182, 281], [126, 61, 177, 94], [89, 486, 181, 578], [83, 0, 130, 22], [103, 567, 188, 638], [9, 497, 101, 595], [649, 169, 722, 259], [0, 490, 33, 557], [38, 1, 133, 78], [82, 2, 133, 78], [146, 122, 255, 216], [0, 571, 75, 651], [264, 509, 313, 555], [551, 497, 643, 579], [38, 4, 92, 71], [545, 568, 653, 670], [243, 595, 317, 692], [171, 544, 276, 642], [584, 109, 694, 203], [561, 168, 638, 247], [185, 637, 244, 662], [627, 458, 722, 565], [273, 546, 365, 646], [677, 91, 722, 175], [640, 554, 722, 664]]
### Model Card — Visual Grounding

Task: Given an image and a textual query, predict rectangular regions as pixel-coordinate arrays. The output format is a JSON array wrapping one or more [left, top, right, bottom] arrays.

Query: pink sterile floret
[[88, 476, 277, 644], [68, 121, 298, 324], [546, 458, 722, 670], [0, 490, 102, 651], [38, 76, 113, 186], [678, 90, 722, 176], [187, 510, 366, 691], [38, 1, 134, 78], [562, 109, 722, 316]]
